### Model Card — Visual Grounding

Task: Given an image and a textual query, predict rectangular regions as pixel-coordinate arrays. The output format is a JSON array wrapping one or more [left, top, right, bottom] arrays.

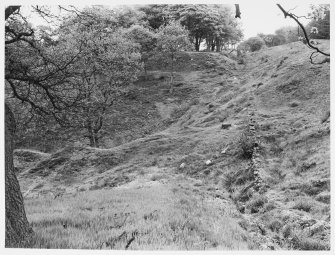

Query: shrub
[[238, 131, 255, 159], [238, 219, 249, 230], [282, 224, 292, 238], [237, 41, 250, 53], [292, 199, 315, 212], [295, 237, 329, 250], [264, 201, 276, 212], [224, 168, 254, 193], [246, 195, 268, 213], [268, 219, 283, 233], [223, 172, 236, 192], [269, 167, 286, 181], [315, 192, 330, 204], [244, 37, 265, 52]]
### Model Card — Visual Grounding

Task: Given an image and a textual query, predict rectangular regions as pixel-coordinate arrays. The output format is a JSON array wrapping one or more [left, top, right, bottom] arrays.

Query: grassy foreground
[[25, 172, 249, 249]]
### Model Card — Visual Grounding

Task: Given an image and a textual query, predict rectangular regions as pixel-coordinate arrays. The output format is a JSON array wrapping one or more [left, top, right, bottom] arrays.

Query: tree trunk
[[211, 43, 215, 51], [195, 37, 200, 51], [87, 124, 98, 147], [206, 38, 211, 51], [5, 103, 33, 247], [215, 38, 221, 52], [143, 60, 148, 80], [89, 135, 98, 147]]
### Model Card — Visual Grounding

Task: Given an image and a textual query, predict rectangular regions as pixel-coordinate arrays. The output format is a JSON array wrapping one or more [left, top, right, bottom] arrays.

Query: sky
[[15, 0, 324, 39], [236, 2, 311, 38]]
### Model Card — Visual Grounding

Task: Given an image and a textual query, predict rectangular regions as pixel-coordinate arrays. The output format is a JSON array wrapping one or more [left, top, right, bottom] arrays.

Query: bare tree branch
[[277, 4, 330, 58], [5, 26, 34, 44], [235, 4, 241, 18], [5, 6, 21, 20]]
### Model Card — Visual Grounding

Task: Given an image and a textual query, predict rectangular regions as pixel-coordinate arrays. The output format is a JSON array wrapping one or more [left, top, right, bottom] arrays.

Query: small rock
[[179, 163, 186, 169], [315, 191, 330, 203], [299, 216, 317, 228], [205, 160, 212, 166], [174, 82, 184, 87], [289, 102, 299, 107], [221, 146, 229, 154], [267, 243, 275, 250], [221, 123, 232, 129]]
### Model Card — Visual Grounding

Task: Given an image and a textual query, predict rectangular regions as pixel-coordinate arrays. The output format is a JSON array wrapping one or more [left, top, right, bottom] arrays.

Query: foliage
[[138, 4, 171, 29], [245, 195, 268, 213], [267, 219, 283, 233], [113, 5, 148, 28], [275, 26, 299, 43], [123, 25, 157, 74], [238, 131, 255, 159], [176, 5, 243, 51], [56, 11, 143, 146], [156, 21, 192, 82], [175, 5, 211, 51], [138, 4, 243, 52], [292, 199, 315, 212], [258, 33, 286, 47], [6, 7, 143, 147], [242, 36, 265, 52], [306, 4, 330, 39]]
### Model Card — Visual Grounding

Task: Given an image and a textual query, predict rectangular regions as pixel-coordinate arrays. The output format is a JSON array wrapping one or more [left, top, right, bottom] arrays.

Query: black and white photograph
[[2, 0, 332, 252]]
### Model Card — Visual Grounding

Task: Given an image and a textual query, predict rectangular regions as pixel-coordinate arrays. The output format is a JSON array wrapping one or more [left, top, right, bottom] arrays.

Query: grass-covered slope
[[16, 40, 330, 250]]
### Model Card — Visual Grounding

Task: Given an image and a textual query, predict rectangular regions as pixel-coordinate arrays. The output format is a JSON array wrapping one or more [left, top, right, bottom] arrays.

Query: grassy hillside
[[16, 40, 330, 250]]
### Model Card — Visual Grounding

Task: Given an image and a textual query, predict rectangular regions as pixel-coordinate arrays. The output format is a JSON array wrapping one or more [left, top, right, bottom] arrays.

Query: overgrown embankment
[[16, 40, 330, 250]]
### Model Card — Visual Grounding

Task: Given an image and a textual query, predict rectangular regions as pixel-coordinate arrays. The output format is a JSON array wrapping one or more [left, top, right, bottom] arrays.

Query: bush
[[264, 201, 276, 212], [294, 237, 329, 250], [292, 199, 315, 212], [282, 224, 292, 238], [246, 195, 268, 213], [238, 219, 249, 230], [238, 131, 255, 159], [267, 219, 283, 233], [244, 37, 265, 52], [223, 172, 236, 192]]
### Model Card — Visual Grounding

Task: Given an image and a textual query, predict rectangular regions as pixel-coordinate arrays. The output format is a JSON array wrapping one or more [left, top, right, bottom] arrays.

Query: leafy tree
[[113, 5, 147, 28], [258, 33, 286, 47], [243, 36, 265, 52], [124, 25, 157, 77], [5, 5, 142, 245], [59, 26, 142, 146], [5, 5, 51, 247], [138, 4, 170, 29], [139, 4, 243, 52], [7, 7, 143, 148], [306, 4, 330, 39], [156, 21, 191, 89], [209, 5, 243, 52], [176, 4, 243, 52], [275, 26, 299, 43], [177, 4, 212, 51]]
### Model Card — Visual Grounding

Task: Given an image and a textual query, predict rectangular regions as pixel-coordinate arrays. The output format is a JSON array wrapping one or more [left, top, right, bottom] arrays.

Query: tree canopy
[[138, 4, 243, 51]]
